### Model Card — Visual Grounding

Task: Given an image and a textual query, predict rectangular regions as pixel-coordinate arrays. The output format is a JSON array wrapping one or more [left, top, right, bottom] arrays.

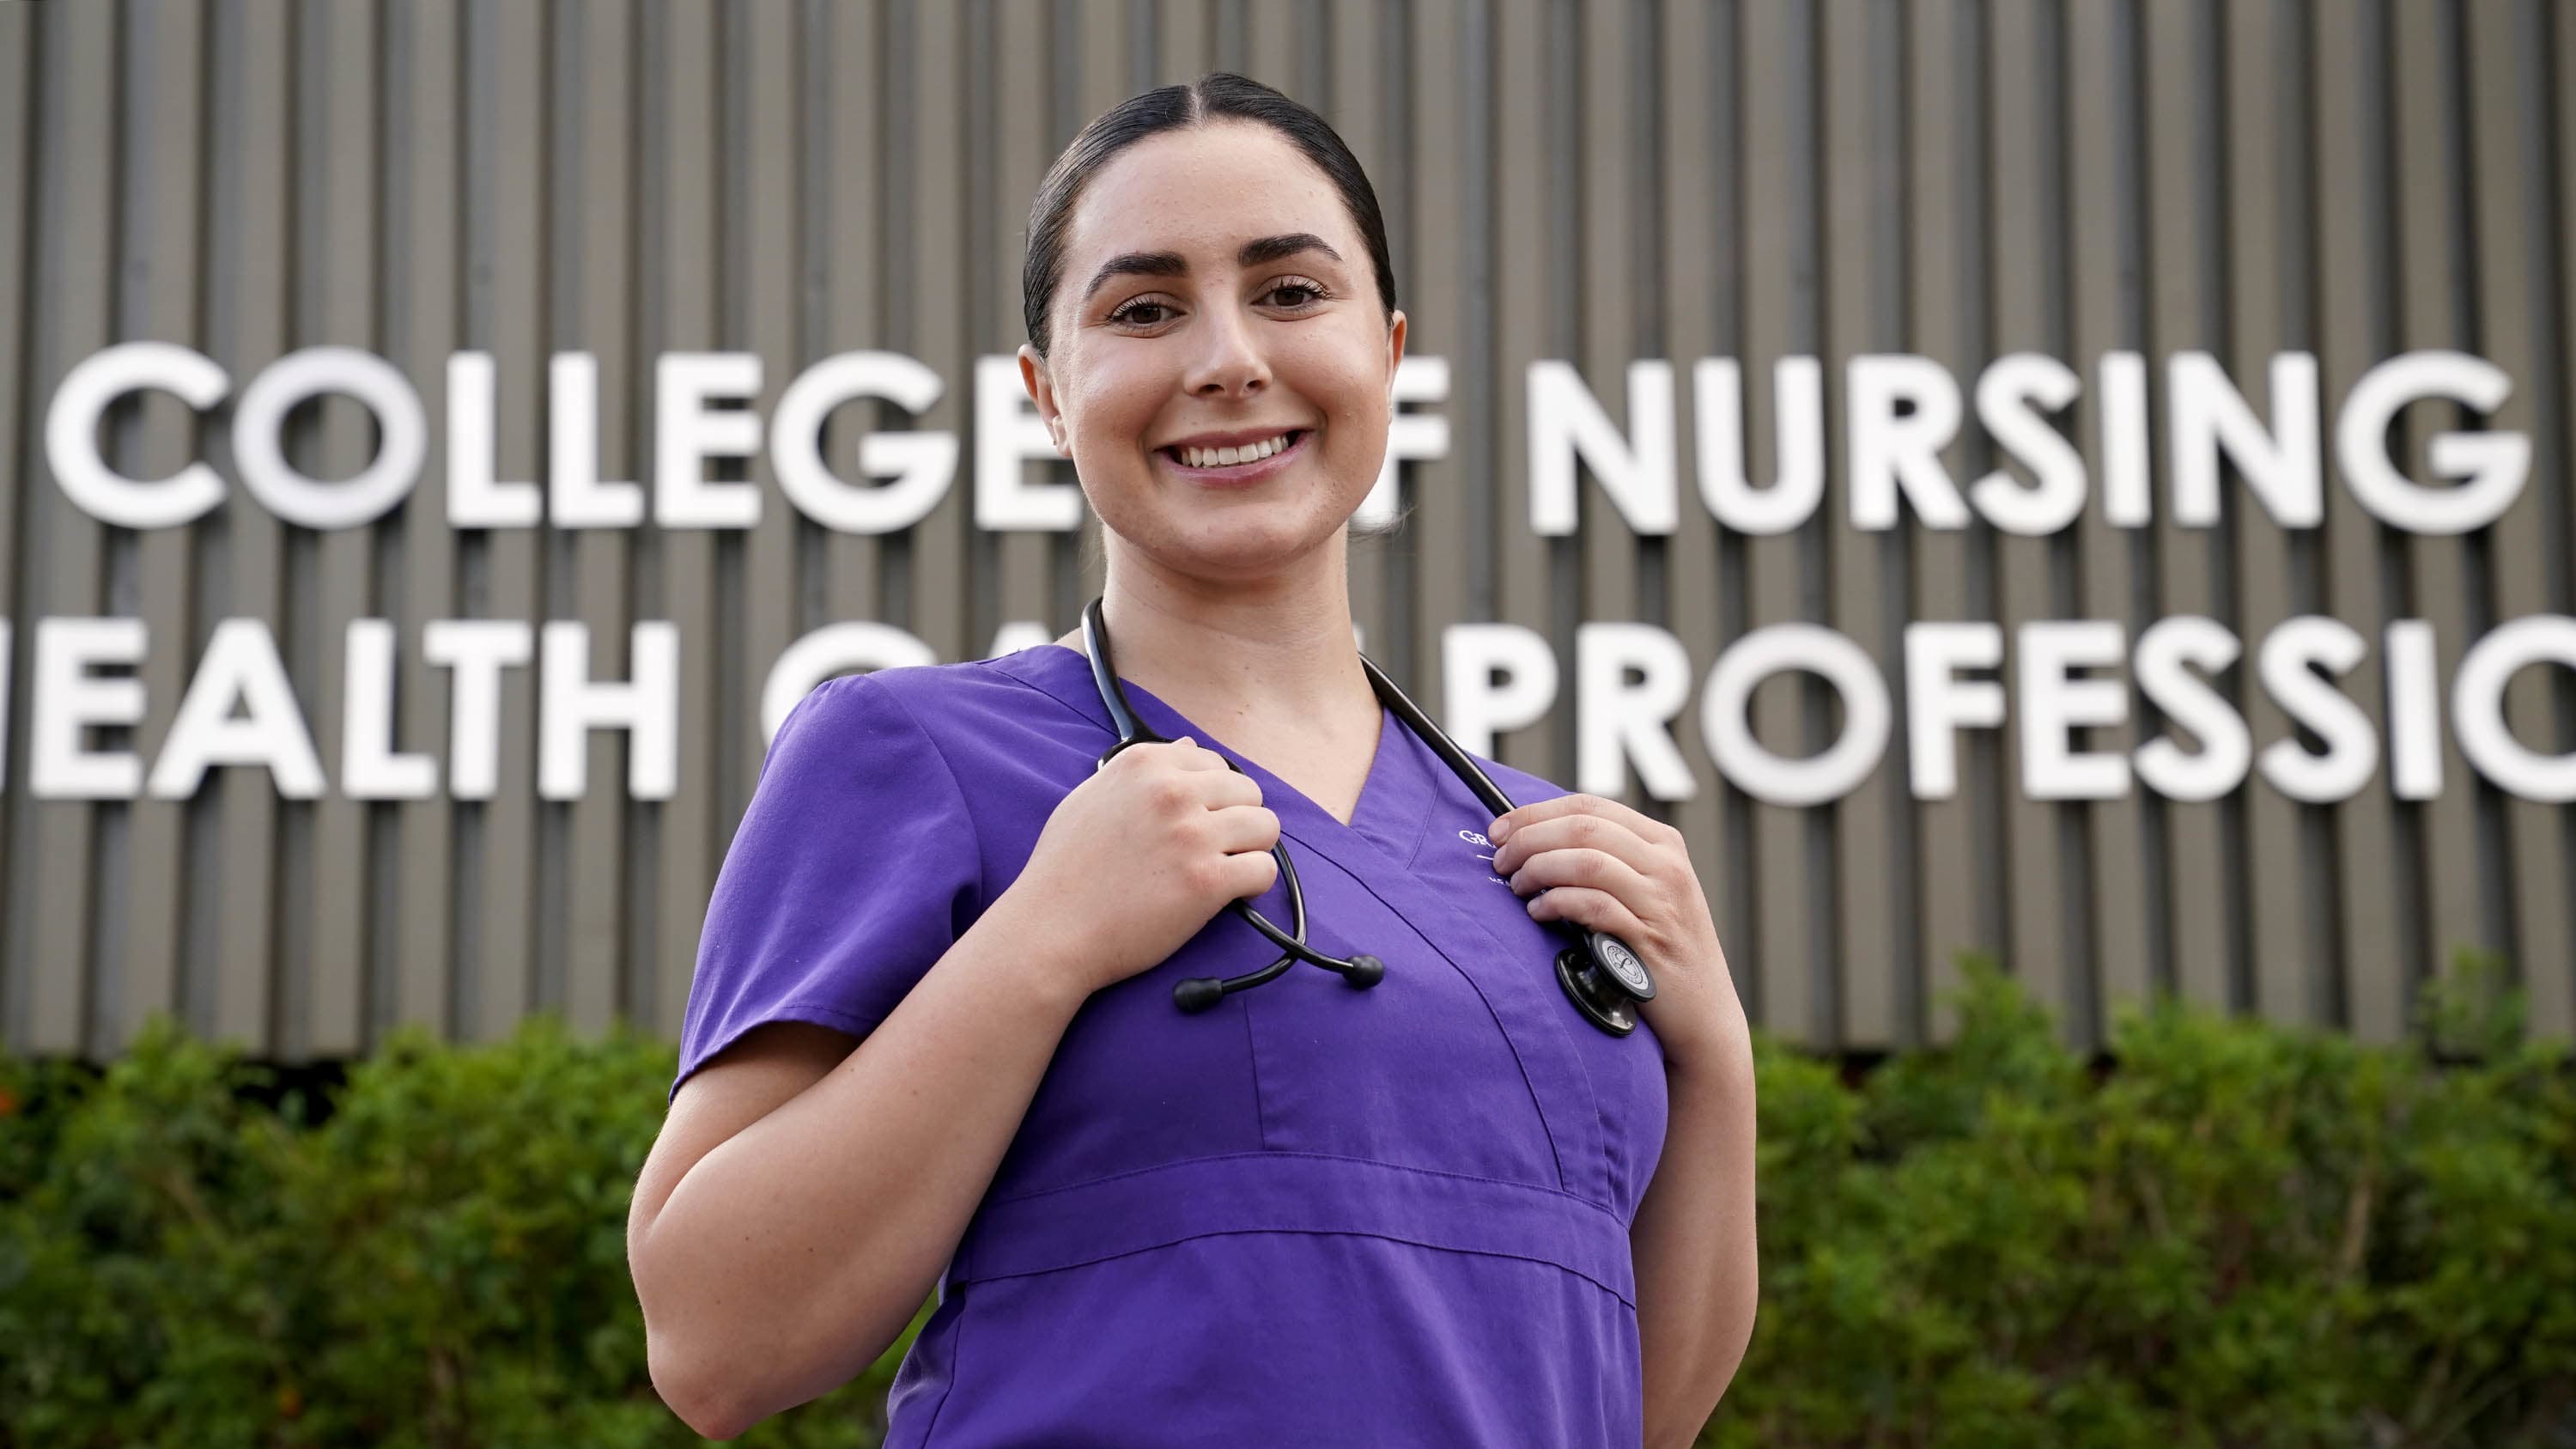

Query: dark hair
[[1021, 73, 1398, 356]]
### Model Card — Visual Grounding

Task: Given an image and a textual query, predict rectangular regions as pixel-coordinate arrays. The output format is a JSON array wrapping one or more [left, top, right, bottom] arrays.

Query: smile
[[1157, 429, 1311, 484]]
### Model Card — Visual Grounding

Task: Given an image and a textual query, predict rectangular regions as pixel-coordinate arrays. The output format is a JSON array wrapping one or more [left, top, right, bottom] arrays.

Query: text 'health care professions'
[[11, 342, 2571, 808]]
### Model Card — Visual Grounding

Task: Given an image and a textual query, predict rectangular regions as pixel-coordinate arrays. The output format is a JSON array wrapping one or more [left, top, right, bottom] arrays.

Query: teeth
[[1180, 433, 1292, 468]]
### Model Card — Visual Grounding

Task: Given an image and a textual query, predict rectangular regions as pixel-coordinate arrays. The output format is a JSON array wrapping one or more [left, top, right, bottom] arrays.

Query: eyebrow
[[1079, 233, 1346, 301]]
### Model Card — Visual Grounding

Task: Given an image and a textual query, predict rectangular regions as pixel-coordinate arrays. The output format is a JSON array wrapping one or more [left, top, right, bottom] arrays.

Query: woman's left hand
[[1487, 795, 1745, 1072]]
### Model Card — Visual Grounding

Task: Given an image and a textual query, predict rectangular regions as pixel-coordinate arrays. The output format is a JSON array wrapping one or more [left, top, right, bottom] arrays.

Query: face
[[1020, 122, 1406, 581]]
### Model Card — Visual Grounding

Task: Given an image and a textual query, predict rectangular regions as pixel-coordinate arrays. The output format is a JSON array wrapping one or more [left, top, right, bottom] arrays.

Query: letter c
[[46, 343, 232, 528]]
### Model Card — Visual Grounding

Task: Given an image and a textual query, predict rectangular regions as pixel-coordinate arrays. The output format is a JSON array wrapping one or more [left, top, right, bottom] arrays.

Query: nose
[[1182, 301, 1270, 400]]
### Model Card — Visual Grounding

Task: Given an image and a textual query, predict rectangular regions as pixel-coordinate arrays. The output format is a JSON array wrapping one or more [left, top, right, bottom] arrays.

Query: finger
[[1523, 884, 1648, 941], [1220, 847, 1281, 900], [1204, 803, 1282, 854], [1190, 766, 1265, 810], [1506, 845, 1656, 906], [1488, 811, 1664, 878], [1491, 793, 1676, 851], [1159, 738, 1236, 771]]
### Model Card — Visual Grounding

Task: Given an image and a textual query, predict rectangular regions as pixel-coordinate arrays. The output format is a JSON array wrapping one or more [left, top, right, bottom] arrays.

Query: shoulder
[[791, 654, 1034, 715], [773, 650, 1085, 771]]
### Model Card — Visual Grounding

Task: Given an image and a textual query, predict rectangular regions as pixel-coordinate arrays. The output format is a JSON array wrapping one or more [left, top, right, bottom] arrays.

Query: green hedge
[[2, 959, 2569, 1447]]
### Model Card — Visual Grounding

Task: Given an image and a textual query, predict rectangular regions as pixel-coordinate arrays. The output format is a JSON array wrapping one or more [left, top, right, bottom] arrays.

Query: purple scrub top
[[675, 643, 1672, 1446]]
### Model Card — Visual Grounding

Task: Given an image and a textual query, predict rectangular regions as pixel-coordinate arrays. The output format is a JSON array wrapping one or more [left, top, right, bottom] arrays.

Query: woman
[[629, 74, 1757, 1446]]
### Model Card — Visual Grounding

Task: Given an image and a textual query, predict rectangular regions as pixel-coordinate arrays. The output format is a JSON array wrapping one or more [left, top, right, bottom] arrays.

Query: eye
[[1107, 295, 1182, 329], [1260, 276, 1329, 311]]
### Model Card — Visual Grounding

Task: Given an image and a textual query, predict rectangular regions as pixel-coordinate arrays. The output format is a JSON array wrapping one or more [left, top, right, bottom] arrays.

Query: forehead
[[1060, 122, 1362, 274]]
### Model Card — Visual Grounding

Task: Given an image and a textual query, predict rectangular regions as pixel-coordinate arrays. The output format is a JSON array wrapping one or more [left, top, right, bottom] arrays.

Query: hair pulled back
[[1021, 73, 1397, 356]]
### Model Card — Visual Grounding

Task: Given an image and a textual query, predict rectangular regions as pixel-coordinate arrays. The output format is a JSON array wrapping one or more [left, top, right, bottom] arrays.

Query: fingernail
[[1489, 819, 1511, 842]]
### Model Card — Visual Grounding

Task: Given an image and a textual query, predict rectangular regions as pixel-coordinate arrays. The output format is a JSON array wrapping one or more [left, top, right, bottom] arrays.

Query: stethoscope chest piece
[[1556, 929, 1657, 1037]]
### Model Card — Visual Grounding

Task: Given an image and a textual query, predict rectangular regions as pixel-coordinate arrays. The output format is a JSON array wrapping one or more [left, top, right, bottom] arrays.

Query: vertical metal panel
[[2, 0, 2571, 1062], [1988, 0, 2078, 1038], [301, 0, 382, 1057], [0, 3, 34, 1049], [388, 0, 460, 1041], [565, 0, 637, 1038], [2312, 0, 2405, 1041], [1157, 0, 1212, 82], [2069, 0, 2156, 1032], [2223, 0, 2313, 1030], [21, 0, 118, 1057], [2143, 0, 2238, 1017], [822, 1, 888, 648], [114, 0, 206, 1050], [651, 0, 722, 1045], [2392, 0, 2494, 1012], [2469, 0, 2573, 1036], [1822, 0, 1899, 1047], [1739, 0, 1821, 1042], [1492, 0, 1555, 794], [990, 3, 1053, 652], [1577, 0, 1631, 642], [2555, 0, 2576, 1039], [909, 1, 968, 664], [1336, 0, 1389, 666], [735, 1, 799, 786], [467, 0, 544, 1044], [1403, 0, 1464, 707], [1908, 0, 1985, 1043], [201, 0, 288, 1053]]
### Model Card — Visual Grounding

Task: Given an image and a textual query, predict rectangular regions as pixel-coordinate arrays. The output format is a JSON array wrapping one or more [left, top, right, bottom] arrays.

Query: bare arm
[[628, 894, 1084, 1439], [1632, 1013, 1759, 1449]]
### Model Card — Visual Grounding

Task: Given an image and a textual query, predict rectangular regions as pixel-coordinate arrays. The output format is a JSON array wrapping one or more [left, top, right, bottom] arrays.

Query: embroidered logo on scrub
[[1457, 829, 1513, 886]]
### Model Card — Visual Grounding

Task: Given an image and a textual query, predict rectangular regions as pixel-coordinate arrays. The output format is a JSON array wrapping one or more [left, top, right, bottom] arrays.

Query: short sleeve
[[670, 672, 984, 1105]]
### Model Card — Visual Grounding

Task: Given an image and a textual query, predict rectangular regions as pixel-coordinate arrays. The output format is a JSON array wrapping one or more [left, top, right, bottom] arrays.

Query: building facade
[[2, 0, 2571, 1062]]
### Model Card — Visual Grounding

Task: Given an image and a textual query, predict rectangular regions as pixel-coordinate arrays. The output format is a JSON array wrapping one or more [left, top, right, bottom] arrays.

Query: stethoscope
[[1079, 597, 1658, 1037]]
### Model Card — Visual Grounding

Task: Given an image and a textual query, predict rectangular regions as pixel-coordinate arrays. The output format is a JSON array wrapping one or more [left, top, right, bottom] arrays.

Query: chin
[[1151, 507, 1351, 580]]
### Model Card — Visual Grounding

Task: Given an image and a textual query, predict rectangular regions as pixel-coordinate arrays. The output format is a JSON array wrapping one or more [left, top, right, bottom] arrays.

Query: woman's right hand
[[1003, 738, 1282, 998]]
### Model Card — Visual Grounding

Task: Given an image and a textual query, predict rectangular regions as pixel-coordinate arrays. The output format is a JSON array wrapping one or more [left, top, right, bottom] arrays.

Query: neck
[[1058, 533, 1376, 737]]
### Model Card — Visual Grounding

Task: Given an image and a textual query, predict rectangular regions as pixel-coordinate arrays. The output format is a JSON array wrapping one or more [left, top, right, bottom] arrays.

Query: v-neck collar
[[1014, 642, 1429, 857]]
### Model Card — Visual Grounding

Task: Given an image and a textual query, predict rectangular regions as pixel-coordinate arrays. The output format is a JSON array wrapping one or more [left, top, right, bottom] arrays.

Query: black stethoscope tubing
[[1079, 597, 1657, 1037]]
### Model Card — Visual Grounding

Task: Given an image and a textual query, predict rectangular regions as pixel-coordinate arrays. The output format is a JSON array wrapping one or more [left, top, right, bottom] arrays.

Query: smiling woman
[[1012, 82, 1406, 588], [629, 73, 1756, 1449]]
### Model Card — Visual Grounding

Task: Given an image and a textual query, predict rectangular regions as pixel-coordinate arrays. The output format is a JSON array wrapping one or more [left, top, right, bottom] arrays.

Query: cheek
[[1291, 344, 1394, 481], [1061, 361, 1166, 461]]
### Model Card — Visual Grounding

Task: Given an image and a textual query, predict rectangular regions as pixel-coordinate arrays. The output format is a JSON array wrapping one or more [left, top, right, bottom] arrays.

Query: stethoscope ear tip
[[1174, 977, 1231, 1014]]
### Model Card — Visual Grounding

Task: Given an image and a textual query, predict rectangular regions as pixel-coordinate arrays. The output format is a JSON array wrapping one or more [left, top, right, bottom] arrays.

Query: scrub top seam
[[862, 670, 992, 921], [952, 1227, 1638, 1308], [910, 1276, 966, 1446], [1399, 730, 1440, 871], [1238, 991, 1273, 1150], [983, 1147, 1625, 1224], [767, 996, 884, 1035], [979, 654, 1118, 734]]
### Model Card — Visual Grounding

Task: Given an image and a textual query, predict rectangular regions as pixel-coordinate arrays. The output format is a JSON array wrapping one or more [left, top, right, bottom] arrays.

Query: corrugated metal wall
[[2, 0, 2570, 1063]]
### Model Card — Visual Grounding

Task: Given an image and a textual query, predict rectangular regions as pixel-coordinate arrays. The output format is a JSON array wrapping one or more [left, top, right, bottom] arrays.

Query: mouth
[[1157, 429, 1312, 485]]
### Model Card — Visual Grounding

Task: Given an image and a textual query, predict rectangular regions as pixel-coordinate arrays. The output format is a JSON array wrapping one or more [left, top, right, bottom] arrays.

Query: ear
[[1018, 344, 1071, 456], [1383, 310, 1409, 392]]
